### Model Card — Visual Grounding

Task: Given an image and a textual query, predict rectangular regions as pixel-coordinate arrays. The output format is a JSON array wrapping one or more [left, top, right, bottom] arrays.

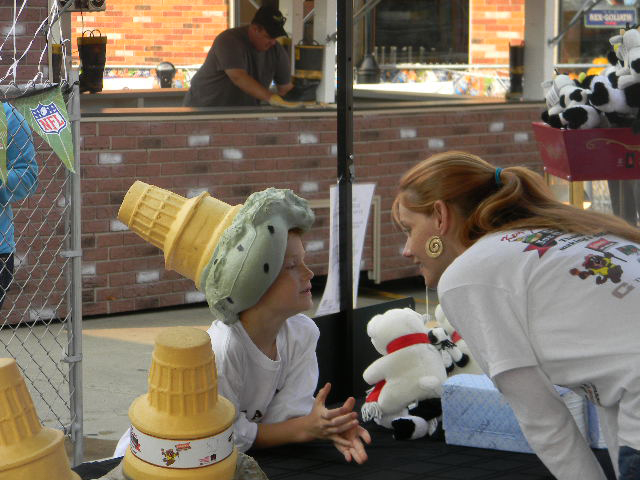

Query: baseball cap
[[252, 6, 288, 38]]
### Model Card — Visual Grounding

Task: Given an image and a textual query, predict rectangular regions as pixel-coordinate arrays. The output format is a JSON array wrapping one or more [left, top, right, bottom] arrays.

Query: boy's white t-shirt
[[208, 313, 320, 452], [438, 229, 640, 475], [113, 313, 319, 458]]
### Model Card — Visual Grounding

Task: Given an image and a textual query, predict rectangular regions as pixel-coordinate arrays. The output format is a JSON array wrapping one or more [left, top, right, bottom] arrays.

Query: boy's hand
[[306, 383, 371, 463], [304, 383, 359, 442], [331, 424, 371, 464]]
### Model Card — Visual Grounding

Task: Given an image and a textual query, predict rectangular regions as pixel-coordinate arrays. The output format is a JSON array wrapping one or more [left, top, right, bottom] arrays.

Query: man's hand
[[268, 94, 302, 108]]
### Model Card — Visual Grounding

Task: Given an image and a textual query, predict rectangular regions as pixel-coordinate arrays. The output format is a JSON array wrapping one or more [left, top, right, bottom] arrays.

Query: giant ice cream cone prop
[[123, 327, 237, 479], [118, 181, 314, 324], [118, 180, 242, 290], [0, 358, 80, 480]]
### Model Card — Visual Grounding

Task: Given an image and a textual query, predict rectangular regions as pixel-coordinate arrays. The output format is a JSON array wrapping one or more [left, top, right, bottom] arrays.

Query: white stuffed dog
[[361, 308, 447, 440]]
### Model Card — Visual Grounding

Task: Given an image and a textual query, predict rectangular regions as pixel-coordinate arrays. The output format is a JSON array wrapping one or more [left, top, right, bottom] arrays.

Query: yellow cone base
[[128, 327, 235, 437], [0, 429, 80, 480], [123, 328, 236, 480], [117, 181, 241, 288], [0, 358, 79, 480], [122, 448, 237, 480]]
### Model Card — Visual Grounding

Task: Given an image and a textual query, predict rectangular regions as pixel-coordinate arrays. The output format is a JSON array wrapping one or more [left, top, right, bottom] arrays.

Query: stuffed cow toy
[[432, 304, 483, 375], [361, 308, 447, 440]]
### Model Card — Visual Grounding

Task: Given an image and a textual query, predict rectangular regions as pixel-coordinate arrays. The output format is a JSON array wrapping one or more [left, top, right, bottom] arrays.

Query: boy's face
[[258, 232, 314, 317]]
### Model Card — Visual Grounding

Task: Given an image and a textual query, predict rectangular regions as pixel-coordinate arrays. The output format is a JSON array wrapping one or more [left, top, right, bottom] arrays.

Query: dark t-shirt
[[184, 26, 291, 107]]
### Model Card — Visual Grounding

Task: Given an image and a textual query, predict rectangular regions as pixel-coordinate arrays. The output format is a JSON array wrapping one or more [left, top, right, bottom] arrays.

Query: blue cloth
[[0, 102, 38, 254]]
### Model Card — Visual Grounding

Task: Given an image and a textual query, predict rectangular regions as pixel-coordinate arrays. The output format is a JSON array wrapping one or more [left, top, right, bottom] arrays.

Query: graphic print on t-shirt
[[498, 229, 562, 257], [521, 229, 562, 257], [499, 230, 640, 297], [240, 409, 263, 422], [568, 237, 629, 285], [570, 252, 623, 284], [251, 410, 263, 421]]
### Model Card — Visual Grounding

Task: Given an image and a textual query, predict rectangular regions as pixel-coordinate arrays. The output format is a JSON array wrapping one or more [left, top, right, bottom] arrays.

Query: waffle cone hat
[[118, 182, 314, 324], [0, 358, 80, 480], [118, 181, 242, 289], [123, 327, 237, 479]]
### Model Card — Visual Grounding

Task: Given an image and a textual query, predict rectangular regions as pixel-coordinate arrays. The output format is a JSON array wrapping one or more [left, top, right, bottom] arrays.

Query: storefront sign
[[585, 8, 637, 28]]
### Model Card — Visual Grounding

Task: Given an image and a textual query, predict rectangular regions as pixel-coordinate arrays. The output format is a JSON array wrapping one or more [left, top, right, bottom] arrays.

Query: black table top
[[73, 423, 616, 480]]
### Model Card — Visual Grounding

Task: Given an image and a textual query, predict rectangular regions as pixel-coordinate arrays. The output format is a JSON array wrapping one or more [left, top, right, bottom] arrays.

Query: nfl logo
[[31, 103, 67, 134]]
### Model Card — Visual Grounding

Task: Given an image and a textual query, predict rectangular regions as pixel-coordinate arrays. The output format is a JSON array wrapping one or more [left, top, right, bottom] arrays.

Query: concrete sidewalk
[[66, 278, 429, 463]]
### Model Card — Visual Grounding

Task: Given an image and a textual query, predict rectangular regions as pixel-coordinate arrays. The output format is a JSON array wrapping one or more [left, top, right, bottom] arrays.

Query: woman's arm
[[1, 105, 38, 203], [494, 366, 607, 480]]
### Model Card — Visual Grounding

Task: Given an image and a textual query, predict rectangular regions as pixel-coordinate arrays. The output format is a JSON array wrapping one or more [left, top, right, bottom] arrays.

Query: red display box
[[532, 122, 640, 181]]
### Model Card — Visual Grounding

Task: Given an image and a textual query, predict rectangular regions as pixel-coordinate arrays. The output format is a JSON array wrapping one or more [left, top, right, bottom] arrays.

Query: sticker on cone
[[128, 425, 234, 468]]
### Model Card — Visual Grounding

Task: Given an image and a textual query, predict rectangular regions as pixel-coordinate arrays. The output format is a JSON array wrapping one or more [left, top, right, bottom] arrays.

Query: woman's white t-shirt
[[438, 229, 640, 479]]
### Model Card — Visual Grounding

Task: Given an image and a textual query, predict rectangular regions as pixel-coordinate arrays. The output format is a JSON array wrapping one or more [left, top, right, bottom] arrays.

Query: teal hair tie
[[495, 167, 503, 187]]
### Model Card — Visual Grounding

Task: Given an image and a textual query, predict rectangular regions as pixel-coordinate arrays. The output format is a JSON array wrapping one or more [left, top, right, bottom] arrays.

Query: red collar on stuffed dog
[[365, 333, 432, 405], [386, 332, 430, 354]]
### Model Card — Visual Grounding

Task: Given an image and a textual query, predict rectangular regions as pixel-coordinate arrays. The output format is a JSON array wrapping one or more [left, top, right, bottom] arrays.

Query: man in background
[[184, 6, 297, 108]]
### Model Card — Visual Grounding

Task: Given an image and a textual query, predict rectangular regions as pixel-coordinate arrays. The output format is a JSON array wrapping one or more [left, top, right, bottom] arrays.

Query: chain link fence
[[0, 0, 84, 465], [0, 94, 82, 462]]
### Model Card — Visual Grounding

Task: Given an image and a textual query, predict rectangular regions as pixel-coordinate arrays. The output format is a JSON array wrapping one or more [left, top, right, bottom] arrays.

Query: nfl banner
[[0, 105, 7, 185], [13, 86, 75, 173]]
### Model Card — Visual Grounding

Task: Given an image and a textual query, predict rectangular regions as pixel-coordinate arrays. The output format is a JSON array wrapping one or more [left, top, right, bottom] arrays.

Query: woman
[[393, 151, 640, 480]]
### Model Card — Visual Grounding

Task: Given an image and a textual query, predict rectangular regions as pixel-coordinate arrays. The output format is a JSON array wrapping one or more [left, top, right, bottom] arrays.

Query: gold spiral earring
[[425, 236, 443, 258]]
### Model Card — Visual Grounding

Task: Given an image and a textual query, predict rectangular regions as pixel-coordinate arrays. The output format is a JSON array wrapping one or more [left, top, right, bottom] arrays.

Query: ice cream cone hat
[[118, 182, 314, 324], [123, 327, 237, 479], [0, 358, 80, 480]]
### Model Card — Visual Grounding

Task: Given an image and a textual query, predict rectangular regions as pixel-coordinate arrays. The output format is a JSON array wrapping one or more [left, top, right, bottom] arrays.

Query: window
[[374, 0, 469, 65]]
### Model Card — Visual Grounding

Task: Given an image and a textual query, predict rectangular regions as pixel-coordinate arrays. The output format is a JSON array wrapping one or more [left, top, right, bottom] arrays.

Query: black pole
[[337, 0, 354, 395], [337, 1, 354, 314]]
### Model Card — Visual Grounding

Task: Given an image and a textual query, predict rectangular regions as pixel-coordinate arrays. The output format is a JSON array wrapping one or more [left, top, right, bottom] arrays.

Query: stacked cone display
[[0, 358, 80, 480], [118, 180, 242, 289], [122, 327, 237, 480]]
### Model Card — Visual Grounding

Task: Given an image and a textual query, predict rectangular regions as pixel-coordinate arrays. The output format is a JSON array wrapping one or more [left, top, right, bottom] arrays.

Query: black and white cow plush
[[588, 27, 640, 130], [541, 74, 602, 129]]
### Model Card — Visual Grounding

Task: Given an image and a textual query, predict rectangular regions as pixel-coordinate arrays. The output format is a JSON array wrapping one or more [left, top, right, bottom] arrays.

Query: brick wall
[[71, 0, 526, 68], [78, 105, 543, 317], [0, 0, 49, 83], [72, 0, 228, 66], [470, 0, 525, 64]]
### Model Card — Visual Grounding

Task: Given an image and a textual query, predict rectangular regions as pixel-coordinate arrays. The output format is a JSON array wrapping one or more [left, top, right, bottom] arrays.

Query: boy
[[209, 229, 370, 462], [114, 187, 369, 463]]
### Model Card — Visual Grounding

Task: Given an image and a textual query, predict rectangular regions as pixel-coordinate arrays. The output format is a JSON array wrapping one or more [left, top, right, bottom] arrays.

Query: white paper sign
[[315, 183, 376, 316]]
